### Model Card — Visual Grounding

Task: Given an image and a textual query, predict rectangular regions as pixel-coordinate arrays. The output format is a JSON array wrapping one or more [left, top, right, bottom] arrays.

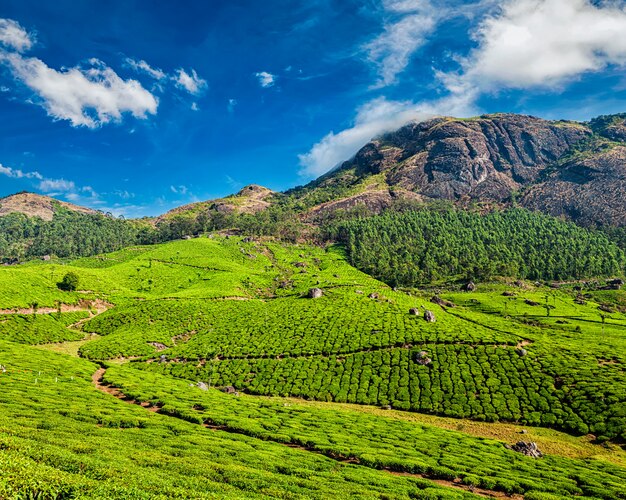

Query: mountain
[[2, 113, 625, 230], [303, 113, 625, 227], [158, 184, 274, 222], [0, 191, 98, 221]]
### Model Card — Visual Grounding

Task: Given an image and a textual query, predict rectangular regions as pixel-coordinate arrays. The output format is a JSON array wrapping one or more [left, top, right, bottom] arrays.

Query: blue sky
[[1, 0, 626, 217]]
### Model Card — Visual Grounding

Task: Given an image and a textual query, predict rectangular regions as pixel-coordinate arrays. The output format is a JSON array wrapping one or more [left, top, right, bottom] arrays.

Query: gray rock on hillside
[[414, 351, 432, 365], [308, 288, 323, 299], [424, 310, 436, 322], [508, 441, 543, 458]]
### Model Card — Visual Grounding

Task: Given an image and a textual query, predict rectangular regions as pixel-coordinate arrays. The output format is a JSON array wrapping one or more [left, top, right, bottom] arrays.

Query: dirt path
[[91, 366, 522, 499], [0, 299, 113, 316]]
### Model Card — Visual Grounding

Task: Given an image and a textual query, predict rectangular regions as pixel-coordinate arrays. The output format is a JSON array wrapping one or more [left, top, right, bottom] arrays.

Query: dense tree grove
[[0, 210, 156, 262], [331, 208, 625, 286]]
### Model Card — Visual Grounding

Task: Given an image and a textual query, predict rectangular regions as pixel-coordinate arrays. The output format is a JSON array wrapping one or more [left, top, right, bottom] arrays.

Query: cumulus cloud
[[0, 163, 43, 179], [126, 58, 166, 80], [255, 71, 276, 88], [38, 178, 76, 193], [1, 53, 158, 128], [299, 98, 433, 177], [449, 0, 626, 92], [365, 0, 437, 87], [1, 162, 102, 203], [298, 89, 479, 178], [0, 18, 33, 52], [173, 68, 207, 95]]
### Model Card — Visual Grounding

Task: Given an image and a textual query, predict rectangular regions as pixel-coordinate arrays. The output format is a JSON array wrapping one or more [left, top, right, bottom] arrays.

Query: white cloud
[[0, 163, 43, 179], [365, 0, 437, 87], [0, 18, 33, 53], [299, 98, 432, 177], [113, 190, 134, 199], [38, 178, 76, 193], [298, 90, 478, 178], [255, 71, 276, 88], [126, 58, 166, 80], [452, 0, 626, 92], [170, 185, 188, 195], [227, 98, 237, 113], [1, 162, 104, 204], [1, 53, 158, 128], [190, 101, 199, 111], [173, 68, 207, 95]]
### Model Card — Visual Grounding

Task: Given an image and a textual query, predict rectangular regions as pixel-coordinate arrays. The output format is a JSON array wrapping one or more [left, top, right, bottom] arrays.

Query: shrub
[[57, 272, 79, 292]]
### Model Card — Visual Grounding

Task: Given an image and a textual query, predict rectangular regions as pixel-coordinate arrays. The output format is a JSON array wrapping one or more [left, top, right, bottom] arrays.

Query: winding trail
[[0, 299, 113, 316], [91, 366, 523, 500]]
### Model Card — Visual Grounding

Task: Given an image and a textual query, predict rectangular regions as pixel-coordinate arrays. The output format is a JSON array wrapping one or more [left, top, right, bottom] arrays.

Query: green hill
[[1, 236, 625, 498]]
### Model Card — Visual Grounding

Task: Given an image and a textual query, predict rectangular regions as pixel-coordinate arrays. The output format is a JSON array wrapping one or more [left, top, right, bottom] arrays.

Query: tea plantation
[[0, 236, 625, 498]]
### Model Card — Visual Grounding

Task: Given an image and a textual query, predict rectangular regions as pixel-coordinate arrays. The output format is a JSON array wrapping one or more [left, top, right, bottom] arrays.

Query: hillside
[[0, 192, 98, 221], [0, 236, 625, 498], [158, 184, 275, 221]]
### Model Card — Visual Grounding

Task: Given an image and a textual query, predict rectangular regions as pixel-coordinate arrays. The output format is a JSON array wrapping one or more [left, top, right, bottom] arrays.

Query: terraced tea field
[[0, 236, 625, 498]]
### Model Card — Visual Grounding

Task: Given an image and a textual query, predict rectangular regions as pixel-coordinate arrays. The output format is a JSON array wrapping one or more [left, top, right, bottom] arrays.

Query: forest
[[331, 208, 625, 286]]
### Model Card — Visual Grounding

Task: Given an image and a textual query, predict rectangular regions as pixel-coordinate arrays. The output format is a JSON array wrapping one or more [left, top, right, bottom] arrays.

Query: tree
[[58, 272, 79, 292]]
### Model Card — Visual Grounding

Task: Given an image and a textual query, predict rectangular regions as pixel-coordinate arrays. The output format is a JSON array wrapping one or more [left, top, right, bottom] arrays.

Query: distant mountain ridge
[[0, 192, 98, 221], [1, 112, 625, 228]]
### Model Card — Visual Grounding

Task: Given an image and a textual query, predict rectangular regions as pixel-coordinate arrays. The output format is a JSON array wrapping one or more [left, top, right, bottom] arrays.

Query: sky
[[2, 0, 626, 217]]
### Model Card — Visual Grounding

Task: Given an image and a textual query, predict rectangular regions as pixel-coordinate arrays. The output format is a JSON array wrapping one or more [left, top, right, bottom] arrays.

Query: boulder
[[510, 441, 543, 458], [221, 385, 237, 394], [424, 310, 436, 323], [431, 296, 455, 308], [414, 351, 432, 365], [408, 308, 420, 316], [196, 382, 208, 391], [525, 299, 540, 306], [502, 291, 516, 297], [308, 288, 323, 299], [464, 281, 476, 292], [516, 348, 528, 357], [369, 292, 380, 300]]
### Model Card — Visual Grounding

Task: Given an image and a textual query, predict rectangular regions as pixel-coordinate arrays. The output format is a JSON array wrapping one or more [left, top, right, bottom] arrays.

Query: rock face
[[521, 146, 626, 227], [342, 114, 590, 202], [307, 112, 626, 227]]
